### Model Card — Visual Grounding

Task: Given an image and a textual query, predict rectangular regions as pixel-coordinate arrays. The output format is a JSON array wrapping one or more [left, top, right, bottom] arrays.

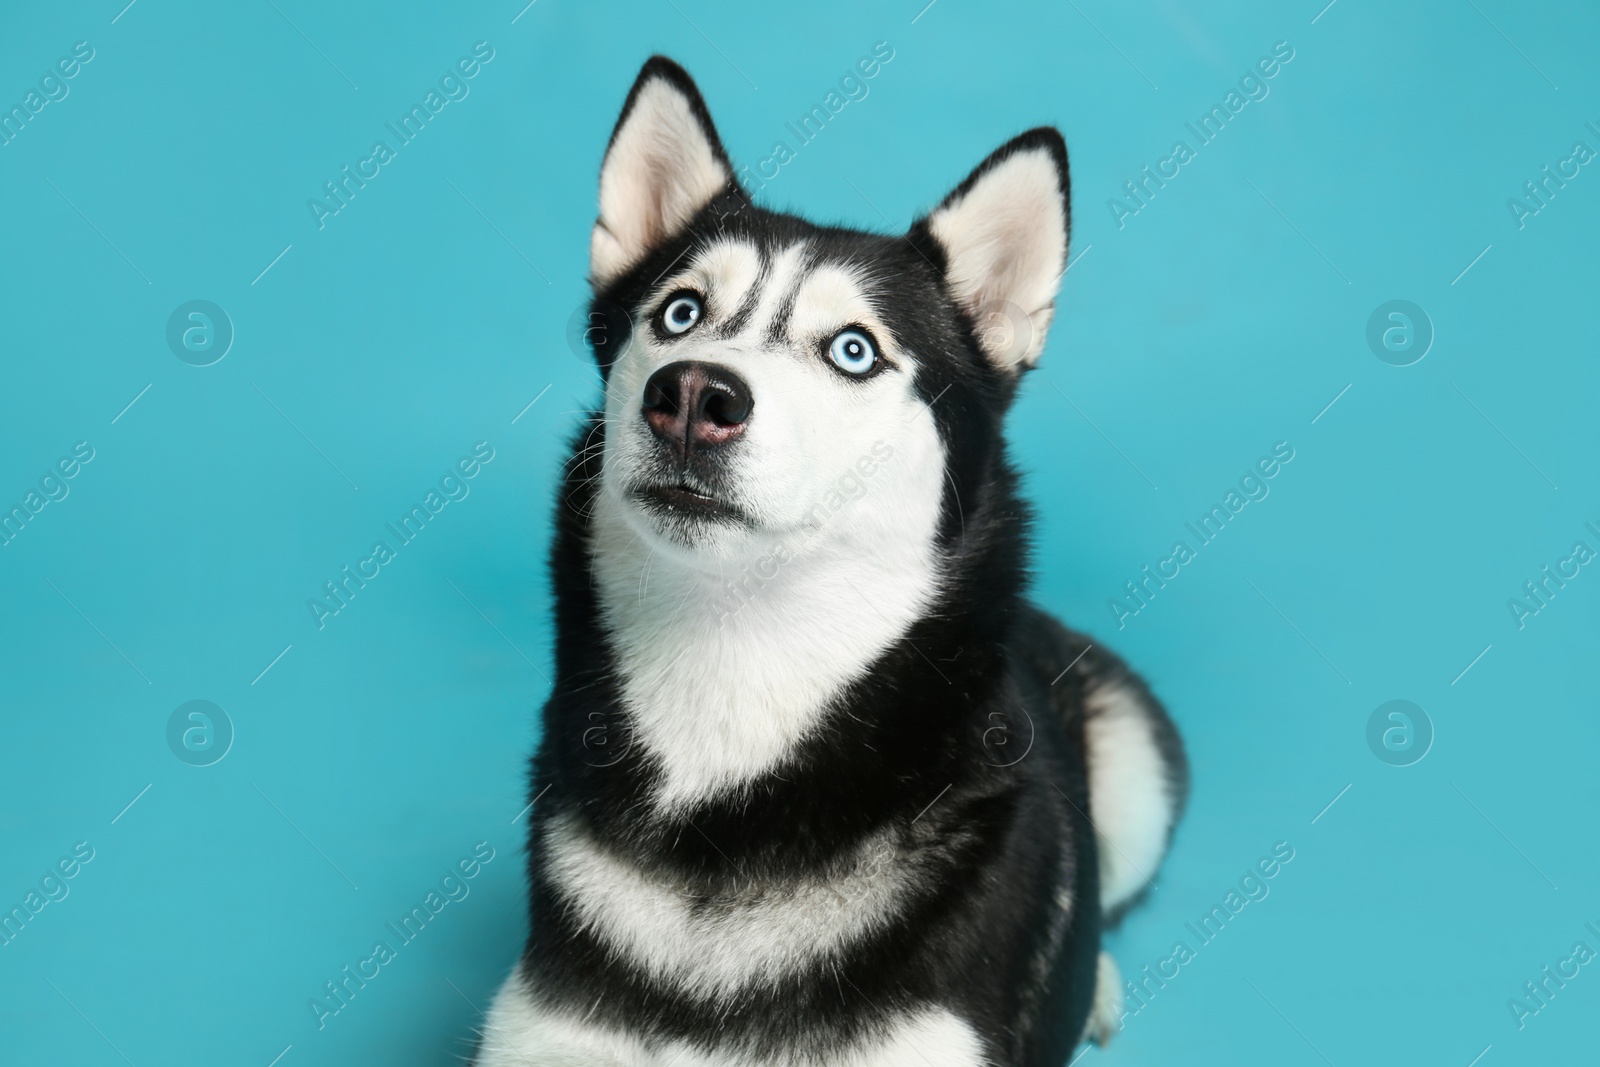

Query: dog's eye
[[827, 329, 878, 376], [661, 293, 703, 335]]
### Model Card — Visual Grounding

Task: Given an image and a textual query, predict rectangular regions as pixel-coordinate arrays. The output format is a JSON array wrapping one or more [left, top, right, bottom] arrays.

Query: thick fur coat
[[473, 57, 1187, 1067]]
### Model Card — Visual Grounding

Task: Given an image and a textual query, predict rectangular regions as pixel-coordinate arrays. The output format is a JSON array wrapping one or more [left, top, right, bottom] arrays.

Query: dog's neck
[[587, 484, 942, 812]]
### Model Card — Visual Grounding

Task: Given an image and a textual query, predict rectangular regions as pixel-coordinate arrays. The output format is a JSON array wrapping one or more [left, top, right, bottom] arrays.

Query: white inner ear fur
[[591, 77, 731, 287], [927, 147, 1067, 369]]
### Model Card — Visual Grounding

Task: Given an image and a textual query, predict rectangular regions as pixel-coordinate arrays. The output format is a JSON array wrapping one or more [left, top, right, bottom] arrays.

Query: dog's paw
[[1084, 951, 1123, 1047]]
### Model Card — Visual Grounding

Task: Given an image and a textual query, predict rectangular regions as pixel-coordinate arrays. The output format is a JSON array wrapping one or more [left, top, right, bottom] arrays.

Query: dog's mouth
[[632, 482, 751, 527]]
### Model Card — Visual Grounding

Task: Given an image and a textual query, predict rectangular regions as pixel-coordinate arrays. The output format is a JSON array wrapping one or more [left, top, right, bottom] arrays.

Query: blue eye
[[662, 293, 702, 334], [828, 329, 877, 375]]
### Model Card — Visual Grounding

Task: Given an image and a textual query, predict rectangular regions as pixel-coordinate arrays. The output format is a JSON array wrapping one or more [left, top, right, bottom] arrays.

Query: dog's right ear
[[590, 57, 734, 289], [910, 128, 1070, 373]]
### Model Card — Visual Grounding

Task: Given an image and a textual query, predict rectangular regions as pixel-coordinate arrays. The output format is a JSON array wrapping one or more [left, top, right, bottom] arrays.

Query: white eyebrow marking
[[786, 263, 893, 349], [732, 243, 809, 344], [652, 238, 762, 325]]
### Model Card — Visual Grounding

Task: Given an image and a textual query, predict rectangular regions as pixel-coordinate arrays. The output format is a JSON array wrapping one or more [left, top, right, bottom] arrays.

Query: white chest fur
[[588, 426, 945, 811], [542, 813, 909, 1000], [478, 966, 990, 1067]]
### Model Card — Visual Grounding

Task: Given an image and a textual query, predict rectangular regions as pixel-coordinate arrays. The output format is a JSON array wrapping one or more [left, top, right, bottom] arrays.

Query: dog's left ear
[[591, 57, 736, 289], [912, 128, 1070, 371]]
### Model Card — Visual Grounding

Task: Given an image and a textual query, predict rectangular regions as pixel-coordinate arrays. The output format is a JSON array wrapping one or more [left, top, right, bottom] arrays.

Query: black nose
[[641, 361, 752, 450]]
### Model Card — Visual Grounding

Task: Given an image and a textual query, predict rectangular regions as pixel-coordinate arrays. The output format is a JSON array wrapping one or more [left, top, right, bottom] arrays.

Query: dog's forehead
[[662, 235, 908, 348]]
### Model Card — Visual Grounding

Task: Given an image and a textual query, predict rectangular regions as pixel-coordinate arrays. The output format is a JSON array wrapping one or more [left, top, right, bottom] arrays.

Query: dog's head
[[581, 56, 1069, 573]]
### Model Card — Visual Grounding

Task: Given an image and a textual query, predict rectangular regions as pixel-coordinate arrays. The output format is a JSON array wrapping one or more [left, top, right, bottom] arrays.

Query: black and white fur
[[475, 57, 1188, 1066]]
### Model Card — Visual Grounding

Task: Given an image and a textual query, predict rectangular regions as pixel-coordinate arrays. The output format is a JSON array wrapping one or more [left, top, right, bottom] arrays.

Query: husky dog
[[475, 57, 1187, 1067]]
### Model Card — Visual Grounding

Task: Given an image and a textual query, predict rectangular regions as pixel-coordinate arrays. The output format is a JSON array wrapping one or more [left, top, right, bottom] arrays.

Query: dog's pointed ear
[[591, 57, 735, 289], [912, 128, 1070, 371]]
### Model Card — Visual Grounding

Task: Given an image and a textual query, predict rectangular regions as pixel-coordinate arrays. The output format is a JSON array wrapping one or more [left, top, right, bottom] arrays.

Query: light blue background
[[2, 2, 1595, 1064]]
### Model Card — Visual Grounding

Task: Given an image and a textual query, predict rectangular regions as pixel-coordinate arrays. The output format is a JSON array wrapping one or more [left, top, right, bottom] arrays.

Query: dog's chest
[[542, 814, 908, 999], [589, 491, 939, 811]]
